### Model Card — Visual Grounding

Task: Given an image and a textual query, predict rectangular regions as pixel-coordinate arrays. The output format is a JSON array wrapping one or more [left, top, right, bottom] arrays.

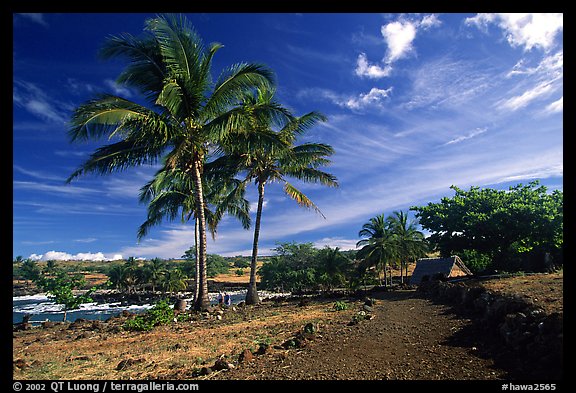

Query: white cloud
[[507, 51, 563, 78], [382, 20, 418, 63], [444, 127, 488, 145], [17, 13, 48, 27], [29, 251, 122, 261], [544, 96, 563, 114], [104, 79, 133, 98], [466, 13, 563, 51], [499, 80, 555, 111], [13, 80, 68, 124], [354, 53, 392, 79], [355, 14, 440, 79], [298, 87, 392, 111], [344, 87, 393, 110], [313, 237, 359, 251]]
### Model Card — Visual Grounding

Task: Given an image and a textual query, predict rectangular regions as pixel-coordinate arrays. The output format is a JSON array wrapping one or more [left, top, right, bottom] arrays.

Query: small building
[[409, 255, 473, 285]]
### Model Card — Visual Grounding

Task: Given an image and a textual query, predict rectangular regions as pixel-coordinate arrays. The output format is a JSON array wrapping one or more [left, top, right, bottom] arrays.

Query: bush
[[333, 301, 349, 311], [124, 299, 174, 331]]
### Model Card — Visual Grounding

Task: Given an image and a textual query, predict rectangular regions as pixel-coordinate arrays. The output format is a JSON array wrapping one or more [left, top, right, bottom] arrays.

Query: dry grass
[[13, 298, 357, 380]]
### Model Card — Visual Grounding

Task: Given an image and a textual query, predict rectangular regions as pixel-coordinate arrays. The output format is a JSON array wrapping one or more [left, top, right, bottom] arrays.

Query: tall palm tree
[[216, 88, 338, 304], [66, 14, 274, 310], [356, 214, 398, 287], [145, 258, 166, 293], [386, 211, 428, 283]]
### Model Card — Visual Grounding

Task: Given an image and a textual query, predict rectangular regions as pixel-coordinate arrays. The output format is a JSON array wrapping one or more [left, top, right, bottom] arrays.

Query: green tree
[[216, 87, 338, 304], [36, 272, 95, 322], [144, 258, 166, 292], [356, 214, 398, 287], [316, 246, 353, 291], [259, 242, 319, 293], [386, 211, 428, 283], [20, 259, 41, 288], [161, 269, 188, 295], [138, 163, 250, 303], [66, 14, 274, 311], [411, 181, 563, 272]]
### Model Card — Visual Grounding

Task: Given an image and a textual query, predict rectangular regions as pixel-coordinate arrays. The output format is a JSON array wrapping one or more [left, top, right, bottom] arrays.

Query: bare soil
[[13, 271, 563, 381]]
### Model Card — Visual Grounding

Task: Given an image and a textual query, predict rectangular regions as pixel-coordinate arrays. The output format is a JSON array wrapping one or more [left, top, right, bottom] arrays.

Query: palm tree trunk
[[194, 217, 200, 304], [246, 181, 265, 305], [191, 157, 210, 311]]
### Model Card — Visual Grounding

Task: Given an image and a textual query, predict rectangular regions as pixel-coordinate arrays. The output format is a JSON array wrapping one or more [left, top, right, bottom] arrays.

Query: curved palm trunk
[[191, 157, 210, 311], [246, 181, 265, 305]]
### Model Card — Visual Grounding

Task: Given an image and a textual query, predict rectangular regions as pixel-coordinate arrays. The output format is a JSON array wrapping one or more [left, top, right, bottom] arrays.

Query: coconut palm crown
[[66, 13, 274, 310], [212, 87, 339, 305]]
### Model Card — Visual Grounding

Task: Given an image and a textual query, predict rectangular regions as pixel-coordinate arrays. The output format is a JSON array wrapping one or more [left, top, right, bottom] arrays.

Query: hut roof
[[409, 255, 472, 285]]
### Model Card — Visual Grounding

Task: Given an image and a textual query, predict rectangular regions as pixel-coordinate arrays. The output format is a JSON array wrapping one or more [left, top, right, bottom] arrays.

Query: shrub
[[333, 300, 349, 311], [124, 299, 174, 331]]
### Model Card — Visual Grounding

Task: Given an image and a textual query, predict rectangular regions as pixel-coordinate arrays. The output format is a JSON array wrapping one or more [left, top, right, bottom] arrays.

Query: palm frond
[[283, 182, 325, 219]]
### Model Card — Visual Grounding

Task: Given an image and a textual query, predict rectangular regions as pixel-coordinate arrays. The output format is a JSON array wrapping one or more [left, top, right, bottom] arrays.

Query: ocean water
[[12, 290, 289, 324]]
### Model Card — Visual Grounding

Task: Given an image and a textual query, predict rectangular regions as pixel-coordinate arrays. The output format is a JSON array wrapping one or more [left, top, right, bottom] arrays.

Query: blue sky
[[13, 13, 563, 261]]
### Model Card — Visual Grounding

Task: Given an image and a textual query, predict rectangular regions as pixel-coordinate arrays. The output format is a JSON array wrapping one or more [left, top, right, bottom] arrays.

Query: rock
[[42, 321, 56, 329], [364, 297, 375, 306], [116, 358, 143, 371], [256, 342, 269, 355], [174, 299, 187, 312], [362, 304, 373, 313], [199, 366, 212, 375], [238, 349, 254, 363], [213, 358, 234, 371], [14, 358, 28, 370]]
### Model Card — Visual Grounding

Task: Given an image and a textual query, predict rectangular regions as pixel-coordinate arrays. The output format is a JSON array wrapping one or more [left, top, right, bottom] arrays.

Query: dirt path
[[214, 291, 506, 380]]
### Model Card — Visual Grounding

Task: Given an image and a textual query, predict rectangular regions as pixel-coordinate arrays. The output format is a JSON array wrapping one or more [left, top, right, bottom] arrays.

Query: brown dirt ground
[[13, 271, 563, 381]]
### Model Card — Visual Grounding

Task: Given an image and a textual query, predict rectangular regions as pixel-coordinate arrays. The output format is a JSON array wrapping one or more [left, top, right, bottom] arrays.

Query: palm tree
[[216, 88, 338, 305], [161, 268, 188, 296], [145, 258, 166, 293], [66, 14, 274, 310], [356, 214, 398, 287], [137, 163, 251, 303], [386, 211, 428, 284]]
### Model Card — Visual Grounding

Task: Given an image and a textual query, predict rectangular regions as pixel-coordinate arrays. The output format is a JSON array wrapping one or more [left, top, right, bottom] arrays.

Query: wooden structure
[[409, 255, 472, 285]]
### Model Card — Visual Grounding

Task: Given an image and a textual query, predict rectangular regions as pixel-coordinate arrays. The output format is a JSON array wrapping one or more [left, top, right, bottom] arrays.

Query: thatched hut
[[409, 256, 472, 285]]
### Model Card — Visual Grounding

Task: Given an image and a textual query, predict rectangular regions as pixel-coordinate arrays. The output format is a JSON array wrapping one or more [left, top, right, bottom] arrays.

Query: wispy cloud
[[13, 80, 69, 124], [444, 127, 488, 145], [13, 181, 99, 196], [17, 13, 48, 27], [297, 86, 392, 111], [74, 238, 98, 243], [13, 165, 63, 182], [465, 13, 563, 52], [104, 79, 134, 98], [544, 96, 563, 114], [498, 80, 556, 111]]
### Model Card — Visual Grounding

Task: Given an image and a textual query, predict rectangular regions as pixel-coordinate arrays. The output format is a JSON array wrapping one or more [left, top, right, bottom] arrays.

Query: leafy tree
[[411, 181, 563, 272], [35, 272, 95, 322], [66, 13, 274, 311], [182, 248, 231, 278], [215, 87, 338, 304], [259, 242, 316, 292]]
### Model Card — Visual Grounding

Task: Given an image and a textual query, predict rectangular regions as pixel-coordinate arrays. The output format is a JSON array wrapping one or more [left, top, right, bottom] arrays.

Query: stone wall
[[417, 279, 563, 379]]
